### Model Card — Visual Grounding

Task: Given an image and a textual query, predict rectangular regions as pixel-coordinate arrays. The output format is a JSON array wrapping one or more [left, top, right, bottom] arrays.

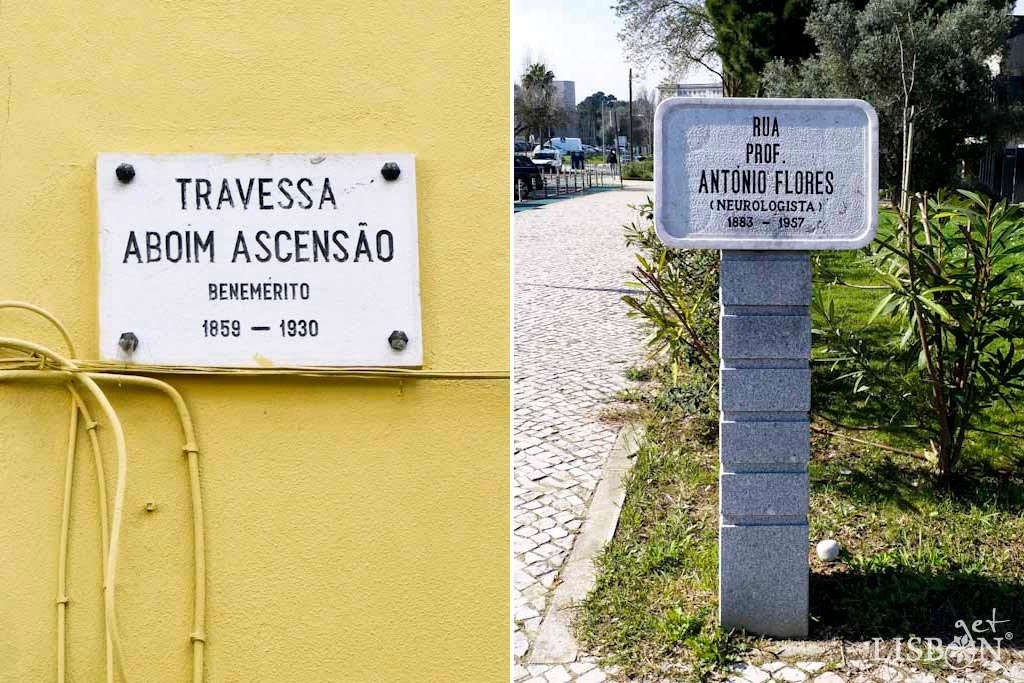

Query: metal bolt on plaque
[[388, 330, 408, 351], [118, 331, 139, 353], [115, 163, 135, 184]]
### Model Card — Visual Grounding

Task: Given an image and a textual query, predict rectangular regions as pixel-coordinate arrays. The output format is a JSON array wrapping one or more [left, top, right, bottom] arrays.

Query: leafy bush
[[814, 191, 1024, 481], [620, 159, 654, 180], [621, 198, 719, 377]]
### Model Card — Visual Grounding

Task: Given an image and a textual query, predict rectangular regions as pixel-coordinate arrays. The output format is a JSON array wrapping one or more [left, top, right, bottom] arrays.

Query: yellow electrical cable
[[68, 383, 115, 683], [0, 372, 115, 682], [0, 301, 77, 357], [56, 393, 77, 682], [0, 341, 129, 683], [89, 373, 207, 683], [0, 356, 509, 380], [1, 368, 209, 681], [0, 306, 92, 682]]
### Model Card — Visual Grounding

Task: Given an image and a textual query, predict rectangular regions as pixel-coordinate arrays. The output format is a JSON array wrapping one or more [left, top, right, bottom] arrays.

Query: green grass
[[809, 429, 1024, 639], [577, 246, 1024, 681], [621, 159, 654, 180], [577, 366, 740, 681]]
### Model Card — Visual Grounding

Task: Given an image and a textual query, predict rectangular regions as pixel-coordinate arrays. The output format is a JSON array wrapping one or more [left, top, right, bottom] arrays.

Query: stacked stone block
[[718, 250, 810, 637]]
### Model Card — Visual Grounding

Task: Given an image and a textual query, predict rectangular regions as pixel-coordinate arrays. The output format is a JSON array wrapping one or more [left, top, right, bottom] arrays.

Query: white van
[[543, 137, 583, 153]]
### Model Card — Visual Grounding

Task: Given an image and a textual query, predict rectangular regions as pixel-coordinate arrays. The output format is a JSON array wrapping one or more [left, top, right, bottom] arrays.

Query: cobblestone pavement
[[513, 185, 650, 681], [719, 642, 1024, 683]]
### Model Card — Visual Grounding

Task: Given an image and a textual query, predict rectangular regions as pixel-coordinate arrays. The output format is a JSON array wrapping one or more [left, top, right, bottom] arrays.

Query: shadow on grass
[[812, 432, 1024, 515], [810, 567, 1024, 641]]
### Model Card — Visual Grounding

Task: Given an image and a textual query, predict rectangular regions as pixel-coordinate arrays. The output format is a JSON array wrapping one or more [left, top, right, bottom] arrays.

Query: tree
[[633, 86, 657, 154], [705, 0, 817, 95], [814, 192, 1024, 482], [614, 1, 719, 84], [577, 91, 618, 146], [763, 0, 1012, 192], [614, 0, 819, 95], [514, 63, 566, 141]]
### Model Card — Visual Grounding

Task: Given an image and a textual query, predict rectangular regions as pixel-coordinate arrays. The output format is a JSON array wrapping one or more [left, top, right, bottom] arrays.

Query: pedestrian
[[607, 148, 617, 170]]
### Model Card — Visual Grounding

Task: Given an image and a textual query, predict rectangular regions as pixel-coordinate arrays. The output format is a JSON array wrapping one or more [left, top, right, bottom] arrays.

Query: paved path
[[513, 186, 649, 682], [512, 185, 1024, 683]]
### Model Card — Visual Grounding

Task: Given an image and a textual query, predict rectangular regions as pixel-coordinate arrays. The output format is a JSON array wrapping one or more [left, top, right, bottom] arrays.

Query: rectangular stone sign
[[97, 153, 422, 367], [653, 98, 879, 638], [654, 97, 878, 250]]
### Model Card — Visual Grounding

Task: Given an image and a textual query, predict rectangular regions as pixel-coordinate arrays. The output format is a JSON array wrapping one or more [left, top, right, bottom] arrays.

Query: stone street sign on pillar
[[653, 98, 878, 637], [654, 98, 878, 250]]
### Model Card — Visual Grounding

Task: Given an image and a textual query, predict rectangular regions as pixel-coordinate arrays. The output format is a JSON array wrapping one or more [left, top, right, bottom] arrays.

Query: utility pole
[[628, 68, 634, 163], [600, 100, 606, 149], [613, 108, 619, 152]]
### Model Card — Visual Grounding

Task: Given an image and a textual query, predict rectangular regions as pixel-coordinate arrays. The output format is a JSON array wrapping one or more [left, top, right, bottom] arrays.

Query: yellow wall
[[0, 2, 509, 681]]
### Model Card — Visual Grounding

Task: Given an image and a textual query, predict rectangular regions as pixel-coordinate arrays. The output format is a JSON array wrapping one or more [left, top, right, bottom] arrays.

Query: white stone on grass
[[799, 662, 826, 673], [815, 539, 841, 561], [569, 661, 594, 675]]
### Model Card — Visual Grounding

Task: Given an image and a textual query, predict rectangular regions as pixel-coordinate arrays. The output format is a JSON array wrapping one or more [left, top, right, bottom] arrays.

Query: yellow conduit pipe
[[0, 341, 129, 683], [0, 313, 111, 679], [0, 301, 77, 357], [0, 373, 116, 682], [67, 383, 115, 683], [0, 366, 207, 681], [88, 373, 206, 683], [56, 395, 77, 682]]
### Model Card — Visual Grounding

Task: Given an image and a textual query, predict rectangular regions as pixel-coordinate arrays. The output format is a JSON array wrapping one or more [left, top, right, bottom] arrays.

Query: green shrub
[[621, 198, 719, 377], [814, 191, 1024, 481], [620, 159, 653, 180]]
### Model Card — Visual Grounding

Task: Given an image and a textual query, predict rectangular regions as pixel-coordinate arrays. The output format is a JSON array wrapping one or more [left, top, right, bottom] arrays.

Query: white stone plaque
[[654, 98, 878, 250], [97, 153, 421, 367]]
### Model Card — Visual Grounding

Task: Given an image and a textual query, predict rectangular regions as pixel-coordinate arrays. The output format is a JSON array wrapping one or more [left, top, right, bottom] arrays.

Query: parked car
[[530, 149, 563, 173], [513, 141, 531, 153], [514, 154, 542, 198]]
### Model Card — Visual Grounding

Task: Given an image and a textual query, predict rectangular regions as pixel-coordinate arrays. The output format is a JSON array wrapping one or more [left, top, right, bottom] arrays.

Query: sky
[[511, 0, 716, 105], [512, 0, 1024, 105]]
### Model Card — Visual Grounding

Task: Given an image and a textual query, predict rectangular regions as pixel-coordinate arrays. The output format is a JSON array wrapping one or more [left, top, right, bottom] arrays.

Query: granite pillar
[[718, 250, 810, 637]]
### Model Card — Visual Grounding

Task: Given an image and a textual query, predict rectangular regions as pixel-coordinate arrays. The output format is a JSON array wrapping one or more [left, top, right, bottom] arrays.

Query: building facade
[[657, 81, 724, 102], [977, 16, 1024, 202], [551, 80, 579, 138], [0, 3, 509, 681]]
